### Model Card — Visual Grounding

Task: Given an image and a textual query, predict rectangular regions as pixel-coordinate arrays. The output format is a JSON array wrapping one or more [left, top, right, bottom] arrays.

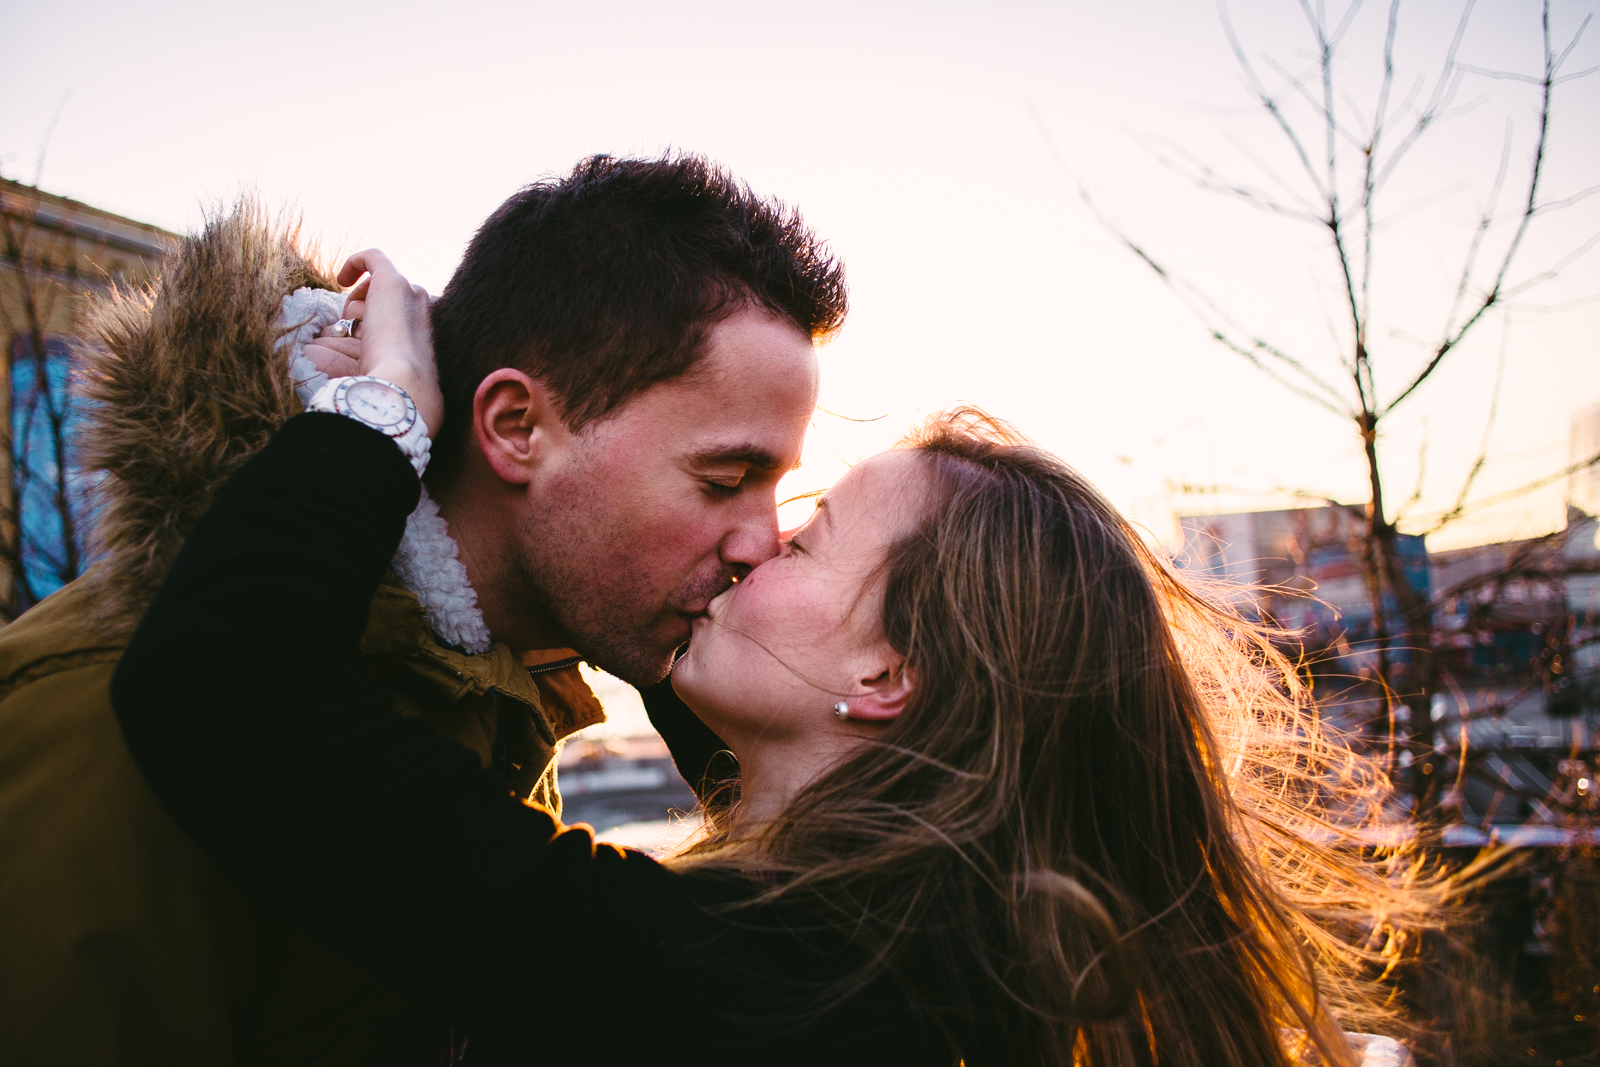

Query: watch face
[[342, 379, 413, 433]]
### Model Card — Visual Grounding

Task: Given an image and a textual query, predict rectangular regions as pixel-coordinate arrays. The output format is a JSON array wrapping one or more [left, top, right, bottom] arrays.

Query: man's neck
[[429, 469, 572, 655]]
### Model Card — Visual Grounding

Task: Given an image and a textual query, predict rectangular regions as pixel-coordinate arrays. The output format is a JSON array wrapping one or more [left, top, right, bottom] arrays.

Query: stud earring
[[833, 701, 851, 721]]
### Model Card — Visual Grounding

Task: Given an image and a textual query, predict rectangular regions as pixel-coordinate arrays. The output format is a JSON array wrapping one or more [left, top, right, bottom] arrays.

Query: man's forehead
[[619, 310, 817, 467]]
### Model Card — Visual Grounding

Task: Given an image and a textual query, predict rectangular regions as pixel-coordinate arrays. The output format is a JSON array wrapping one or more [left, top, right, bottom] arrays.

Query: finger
[[340, 298, 366, 324], [343, 275, 371, 304], [303, 342, 362, 379], [317, 312, 362, 341], [309, 336, 362, 360], [336, 248, 396, 288], [336, 249, 383, 288]]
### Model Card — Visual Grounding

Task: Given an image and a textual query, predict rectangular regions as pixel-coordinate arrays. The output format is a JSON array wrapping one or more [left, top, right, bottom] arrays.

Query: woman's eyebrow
[[687, 444, 798, 474]]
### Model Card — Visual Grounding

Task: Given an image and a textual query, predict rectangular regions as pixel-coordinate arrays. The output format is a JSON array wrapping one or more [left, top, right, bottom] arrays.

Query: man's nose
[[720, 500, 781, 574]]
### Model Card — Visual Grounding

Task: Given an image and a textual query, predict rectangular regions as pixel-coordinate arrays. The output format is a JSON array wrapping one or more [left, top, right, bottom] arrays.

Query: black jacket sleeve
[[112, 414, 926, 1066], [111, 415, 708, 1055]]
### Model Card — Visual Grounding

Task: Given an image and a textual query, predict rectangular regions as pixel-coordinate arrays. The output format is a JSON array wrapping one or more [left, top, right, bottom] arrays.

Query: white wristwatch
[[307, 376, 432, 477]]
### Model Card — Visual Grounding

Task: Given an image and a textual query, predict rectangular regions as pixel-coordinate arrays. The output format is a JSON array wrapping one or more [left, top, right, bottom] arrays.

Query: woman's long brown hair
[[674, 408, 1427, 1065]]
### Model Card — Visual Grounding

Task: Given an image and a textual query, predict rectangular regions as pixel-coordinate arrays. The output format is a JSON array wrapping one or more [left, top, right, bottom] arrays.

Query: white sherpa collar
[[387, 485, 493, 653], [275, 288, 493, 654]]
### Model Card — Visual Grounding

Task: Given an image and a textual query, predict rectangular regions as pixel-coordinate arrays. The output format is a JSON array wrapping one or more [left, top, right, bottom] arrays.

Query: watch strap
[[307, 376, 432, 477]]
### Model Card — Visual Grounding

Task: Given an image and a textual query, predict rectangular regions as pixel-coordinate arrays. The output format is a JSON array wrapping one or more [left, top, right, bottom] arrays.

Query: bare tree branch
[[1218, 0, 1334, 202], [1553, 11, 1594, 70], [1261, 53, 1370, 155], [1535, 182, 1600, 212], [1165, 478, 1347, 509], [1357, 0, 1404, 336], [1369, 0, 1475, 188], [32, 91, 71, 187], [1500, 292, 1600, 313], [1372, 178, 1472, 231], [1442, 121, 1516, 347], [1029, 106, 1359, 415], [1385, 3, 1599, 416], [1424, 449, 1600, 527], [1501, 229, 1600, 298], [1078, 190, 1355, 415], [1394, 434, 1429, 524], [1421, 317, 1509, 534], [1139, 133, 1323, 222]]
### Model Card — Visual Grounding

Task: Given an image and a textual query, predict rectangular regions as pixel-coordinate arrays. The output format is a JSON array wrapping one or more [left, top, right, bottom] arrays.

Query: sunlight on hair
[[665, 407, 1439, 1066]]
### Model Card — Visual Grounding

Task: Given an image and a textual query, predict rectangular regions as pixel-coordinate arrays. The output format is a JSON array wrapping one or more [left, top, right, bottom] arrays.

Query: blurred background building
[[0, 178, 172, 617], [1177, 404, 1600, 852], [557, 669, 701, 852]]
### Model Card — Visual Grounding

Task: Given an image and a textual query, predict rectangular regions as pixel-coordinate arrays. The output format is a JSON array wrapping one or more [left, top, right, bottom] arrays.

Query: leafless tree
[[1049, 4, 1600, 1055], [1066, 0, 1599, 810]]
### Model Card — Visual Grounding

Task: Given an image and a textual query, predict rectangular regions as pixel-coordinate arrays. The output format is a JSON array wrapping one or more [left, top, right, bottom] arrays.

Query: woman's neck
[[728, 729, 862, 833]]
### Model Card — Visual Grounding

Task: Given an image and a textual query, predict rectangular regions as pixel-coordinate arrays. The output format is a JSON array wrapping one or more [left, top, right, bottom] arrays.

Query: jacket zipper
[[525, 655, 583, 677]]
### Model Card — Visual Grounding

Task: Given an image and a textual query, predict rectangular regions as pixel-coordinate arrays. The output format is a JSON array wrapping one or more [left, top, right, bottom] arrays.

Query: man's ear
[[473, 369, 573, 487], [846, 655, 916, 723]]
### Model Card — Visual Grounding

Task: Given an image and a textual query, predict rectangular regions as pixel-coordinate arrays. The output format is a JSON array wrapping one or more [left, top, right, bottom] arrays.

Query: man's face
[[518, 308, 820, 686]]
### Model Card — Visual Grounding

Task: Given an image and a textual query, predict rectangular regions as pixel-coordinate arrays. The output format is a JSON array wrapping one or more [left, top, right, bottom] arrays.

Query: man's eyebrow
[[688, 444, 798, 473]]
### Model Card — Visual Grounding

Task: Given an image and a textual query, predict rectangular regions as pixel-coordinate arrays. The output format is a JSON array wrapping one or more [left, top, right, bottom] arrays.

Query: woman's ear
[[473, 369, 573, 486], [846, 658, 916, 723]]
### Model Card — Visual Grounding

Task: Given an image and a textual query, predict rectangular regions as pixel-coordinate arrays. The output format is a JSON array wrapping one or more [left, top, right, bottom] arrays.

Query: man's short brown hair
[[427, 154, 847, 475]]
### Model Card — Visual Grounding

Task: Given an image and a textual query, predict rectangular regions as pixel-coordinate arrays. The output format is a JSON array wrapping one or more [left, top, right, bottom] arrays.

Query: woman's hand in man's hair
[[322, 249, 444, 436]]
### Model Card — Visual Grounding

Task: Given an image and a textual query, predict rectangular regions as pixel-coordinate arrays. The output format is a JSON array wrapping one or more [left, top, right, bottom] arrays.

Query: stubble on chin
[[585, 566, 733, 687], [582, 631, 678, 689], [513, 484, 738, 686], [518, 550, 733, 689]]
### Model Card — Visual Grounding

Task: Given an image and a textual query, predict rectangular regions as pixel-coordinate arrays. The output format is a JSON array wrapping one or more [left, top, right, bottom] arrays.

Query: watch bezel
[[333, 376, 419, 439]]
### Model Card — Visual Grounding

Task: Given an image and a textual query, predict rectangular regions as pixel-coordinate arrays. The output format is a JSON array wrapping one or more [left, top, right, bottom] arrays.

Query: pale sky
[[5, 0, 1597, 551]]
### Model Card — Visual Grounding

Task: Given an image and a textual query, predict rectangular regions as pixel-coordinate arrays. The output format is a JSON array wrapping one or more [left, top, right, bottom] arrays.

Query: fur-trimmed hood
[[78, 199, 494, 654], [77, 200, 334, 631]]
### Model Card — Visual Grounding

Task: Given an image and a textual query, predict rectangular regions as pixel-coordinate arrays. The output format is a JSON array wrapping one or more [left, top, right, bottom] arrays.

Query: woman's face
[[671, 449, 933, 745]]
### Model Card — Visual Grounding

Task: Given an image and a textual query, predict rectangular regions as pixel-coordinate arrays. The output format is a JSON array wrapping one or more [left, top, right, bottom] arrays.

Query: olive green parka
[[0, 203, 602, 1065]]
